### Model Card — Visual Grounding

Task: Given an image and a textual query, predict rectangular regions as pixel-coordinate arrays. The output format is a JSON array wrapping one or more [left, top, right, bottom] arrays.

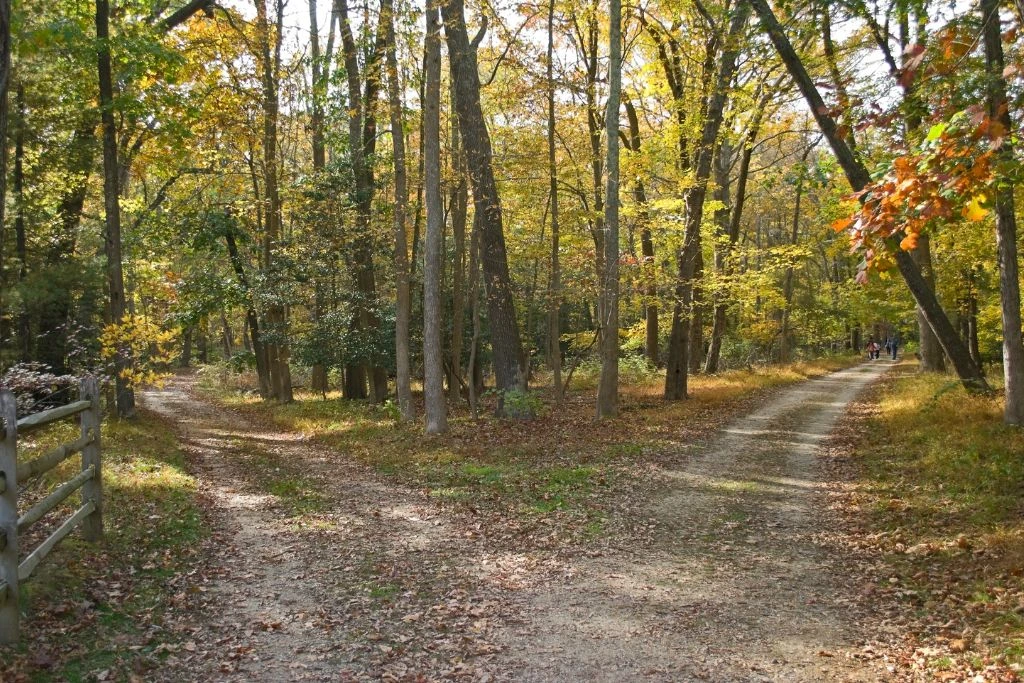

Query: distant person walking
[[867, 336, 880, 360], [889, 332, 900, 360]]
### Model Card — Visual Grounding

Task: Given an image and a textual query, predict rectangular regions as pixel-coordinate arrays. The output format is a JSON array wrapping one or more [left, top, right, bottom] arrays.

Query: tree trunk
[[442, 0, 527, 408], [665, 2, 749, 400], [180, 328, 193, 367], [220, 309, 233, 358], [466, 214, 482, 419], [705, 140, 733, 374], [0, 0, 8, 327], [981, 0, 1024, 424], [751, 0, 989, 393], [547, 0, 563, 401], [308, 0, 329, 392], [384, 0, 414, 420], [339, 0, 388, 403], [255, 0, 292, 402], [423, 3, 447, 434], [13, 82, 29, 361], [911, 235, 945, 372], [224, 227, 271, 398], [780, 148, 809, 363], [96, 0, 135, 418], [596, 0, 622, 418], [687, 249, 705, 373]]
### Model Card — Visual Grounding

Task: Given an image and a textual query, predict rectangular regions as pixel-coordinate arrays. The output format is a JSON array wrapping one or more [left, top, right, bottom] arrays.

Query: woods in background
[[0, 0, 1022, 428]]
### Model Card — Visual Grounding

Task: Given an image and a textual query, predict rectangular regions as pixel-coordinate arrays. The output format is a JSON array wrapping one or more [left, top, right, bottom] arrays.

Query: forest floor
[[6, 358, 1021, 682], [132, 360, 895, 682]]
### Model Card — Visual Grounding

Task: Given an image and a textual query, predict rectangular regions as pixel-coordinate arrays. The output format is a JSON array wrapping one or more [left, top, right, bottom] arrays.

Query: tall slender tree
[[596, 0, 622, 417], [980, 0, 1024, 425], [385, 0, 414, 421], [546, 0, 563, 401], [423, 1, 447, 434], [96, 0, 136, 417]]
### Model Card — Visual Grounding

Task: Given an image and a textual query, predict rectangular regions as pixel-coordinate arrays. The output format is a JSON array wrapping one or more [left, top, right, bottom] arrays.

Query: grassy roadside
[[197, 355, 861, 546], [848, 368, 1024, 680], [1, 411, 209, 683]]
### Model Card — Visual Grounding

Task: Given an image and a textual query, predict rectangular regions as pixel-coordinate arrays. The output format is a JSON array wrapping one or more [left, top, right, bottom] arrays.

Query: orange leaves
[[831, 216, 853, 233], [837, 109, 997, 281]]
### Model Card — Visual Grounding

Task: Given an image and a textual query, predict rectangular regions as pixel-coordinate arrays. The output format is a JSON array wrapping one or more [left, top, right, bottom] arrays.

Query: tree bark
[[750, 0, 989, 392], [596, 0, 622, 418], [339, 0, 388, 402], [384, 0, 414, 420], [423, 3, 447, 434], [665, 2, 749, 400], [308, 0, 329, 393], [0, 0, 8, 327], [911, 234, 945, 371], [225, 227, 271, 398], [96, 0, 136, 418], [13, 82, 29, 361], [547, 0, 563, 401], [255, 0, 292, 402], [780, 147, 810, 363], [448, 80, 468, 397], [981, 0, 1024, 424], [442, 0, 528, 408]]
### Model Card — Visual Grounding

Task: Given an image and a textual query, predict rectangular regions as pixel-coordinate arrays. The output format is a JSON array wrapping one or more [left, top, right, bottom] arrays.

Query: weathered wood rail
[[0, 377, 102, 643]]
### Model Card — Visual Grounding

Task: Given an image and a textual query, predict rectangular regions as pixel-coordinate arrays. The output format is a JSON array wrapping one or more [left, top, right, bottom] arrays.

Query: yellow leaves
[[962, 195, 989, 222], [100, 315, 179, 389]]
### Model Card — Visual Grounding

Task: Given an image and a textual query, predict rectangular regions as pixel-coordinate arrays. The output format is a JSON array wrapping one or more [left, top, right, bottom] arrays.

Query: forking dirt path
[[140, 361, 895, 682]]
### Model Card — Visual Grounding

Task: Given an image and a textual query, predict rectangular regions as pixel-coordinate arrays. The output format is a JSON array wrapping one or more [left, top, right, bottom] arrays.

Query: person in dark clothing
[[889, 333, 900, 360]]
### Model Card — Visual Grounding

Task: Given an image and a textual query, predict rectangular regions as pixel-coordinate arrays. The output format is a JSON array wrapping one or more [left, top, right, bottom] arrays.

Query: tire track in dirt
[[492, 361, 894, 682]]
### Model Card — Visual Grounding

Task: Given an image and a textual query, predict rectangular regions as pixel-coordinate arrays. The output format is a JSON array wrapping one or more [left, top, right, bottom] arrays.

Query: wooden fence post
[[0, 390, 19, 643], [79, 378, 102, 542]]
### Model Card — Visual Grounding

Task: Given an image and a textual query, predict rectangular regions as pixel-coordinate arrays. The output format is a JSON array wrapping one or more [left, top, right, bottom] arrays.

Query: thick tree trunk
[[423, 4, 447, 434], [96, 0, 135, 418], [255, 0, 292, 403], [665, 2, 749, 400], [442, 0, 527, 406], [751, 0, 989, 393], [981, 0, 1024, 425], [384, 0, 414, 420], [596, 0, 622, 418]]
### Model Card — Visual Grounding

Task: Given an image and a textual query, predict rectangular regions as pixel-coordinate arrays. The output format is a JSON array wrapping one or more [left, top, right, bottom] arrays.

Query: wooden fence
[[0, 377, 102, 643]]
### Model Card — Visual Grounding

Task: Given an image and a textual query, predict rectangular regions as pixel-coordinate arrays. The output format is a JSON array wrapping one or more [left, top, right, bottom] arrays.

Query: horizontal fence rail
[[0, 377, 102, 643]]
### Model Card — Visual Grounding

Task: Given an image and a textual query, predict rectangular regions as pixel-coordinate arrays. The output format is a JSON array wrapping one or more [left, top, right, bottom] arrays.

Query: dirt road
[[494, 361, 893, 681], [142, 362, 892, 681]]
